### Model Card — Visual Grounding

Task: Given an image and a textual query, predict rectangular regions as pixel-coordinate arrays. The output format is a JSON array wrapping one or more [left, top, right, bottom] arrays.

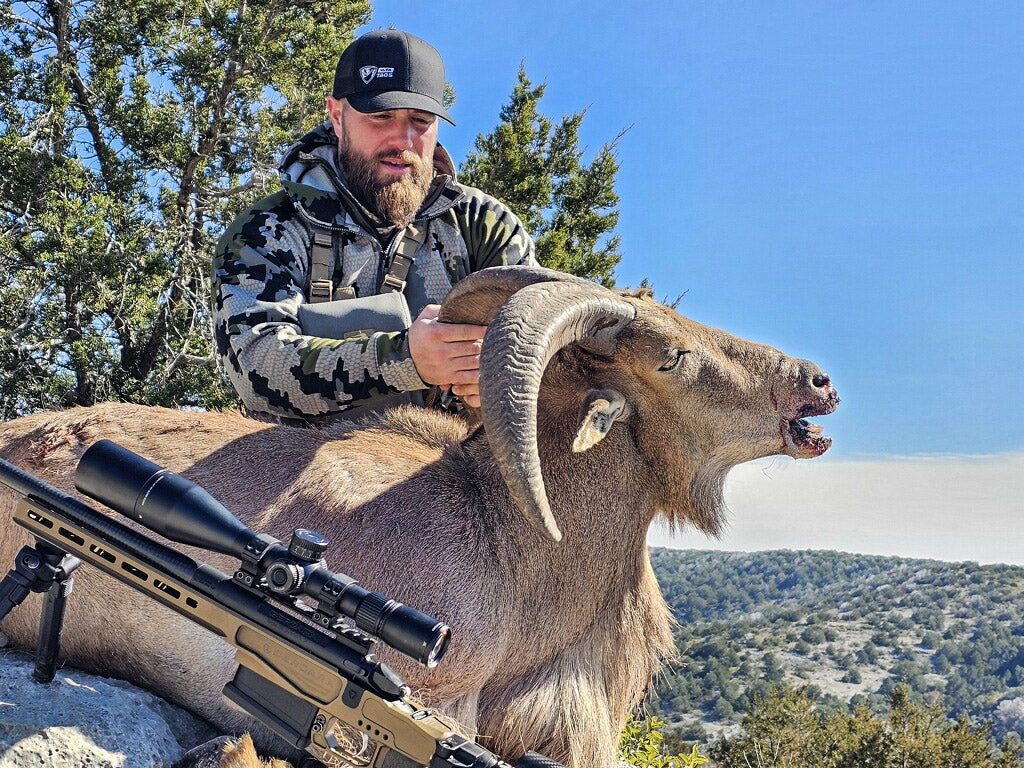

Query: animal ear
[[572, 389, 630, 453]]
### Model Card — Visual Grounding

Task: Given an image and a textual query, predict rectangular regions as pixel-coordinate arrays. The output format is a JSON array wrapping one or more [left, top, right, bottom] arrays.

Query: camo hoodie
[[213, 122, 536, 421]]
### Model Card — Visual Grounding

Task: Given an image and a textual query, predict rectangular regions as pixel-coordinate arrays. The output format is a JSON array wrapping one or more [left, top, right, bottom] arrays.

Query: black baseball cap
[[332, 30, 454, 125]]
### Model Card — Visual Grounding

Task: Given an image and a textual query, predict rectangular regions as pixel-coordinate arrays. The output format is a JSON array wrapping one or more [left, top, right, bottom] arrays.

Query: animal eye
[[659, 349, 690, 372]]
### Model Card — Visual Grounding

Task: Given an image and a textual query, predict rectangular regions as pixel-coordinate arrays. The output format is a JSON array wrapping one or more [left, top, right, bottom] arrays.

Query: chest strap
[[308, 231, 337, 303], [308, 223, 428, 303], [381, 223, 427, 293]]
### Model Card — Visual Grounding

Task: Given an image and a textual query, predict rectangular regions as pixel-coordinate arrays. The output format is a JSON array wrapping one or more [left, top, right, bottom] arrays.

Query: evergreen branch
[[3, 8, 56, 40], [0, 200, 33, 239], [13, 338, 64, 354], [199, 170, 270, 199], [162, 348, 217, 380], [607, 124, 633, 151], [39, 0, 121, 192]]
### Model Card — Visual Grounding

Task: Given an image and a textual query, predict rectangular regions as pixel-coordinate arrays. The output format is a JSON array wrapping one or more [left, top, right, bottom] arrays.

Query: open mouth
[[783, 418, 832, 458], [781, 387, 839, 459], [380, 158, 412, 174]]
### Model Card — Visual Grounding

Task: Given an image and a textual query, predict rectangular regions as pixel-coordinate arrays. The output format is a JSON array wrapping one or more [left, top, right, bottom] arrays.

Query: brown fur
[[0, 294, 835, 768], [217, 734, 291, 768]]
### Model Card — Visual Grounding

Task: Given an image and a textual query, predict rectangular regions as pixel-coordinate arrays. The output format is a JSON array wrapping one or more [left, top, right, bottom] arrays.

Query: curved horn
[[480, 281, 636, 542], [438, 265, 598, 326]]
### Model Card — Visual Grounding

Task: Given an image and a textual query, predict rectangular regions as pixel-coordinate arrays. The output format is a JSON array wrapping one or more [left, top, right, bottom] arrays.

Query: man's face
[[327, 98, 439, 227]]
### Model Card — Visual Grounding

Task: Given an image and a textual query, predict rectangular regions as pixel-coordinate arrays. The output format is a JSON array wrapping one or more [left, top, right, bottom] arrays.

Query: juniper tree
[[459, 65, 624, 287], [0, 0, 370, 419], [711, 685, 1024, 768], [0, 10, 626, 419]]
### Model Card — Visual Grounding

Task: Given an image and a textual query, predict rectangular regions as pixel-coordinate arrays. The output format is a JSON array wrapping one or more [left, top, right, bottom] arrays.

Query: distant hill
[[649, 548, 1024, 743]]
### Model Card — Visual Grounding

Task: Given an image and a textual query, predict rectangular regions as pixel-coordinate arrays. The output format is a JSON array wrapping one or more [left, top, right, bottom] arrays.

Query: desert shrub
[[619, 717, 708, 768]]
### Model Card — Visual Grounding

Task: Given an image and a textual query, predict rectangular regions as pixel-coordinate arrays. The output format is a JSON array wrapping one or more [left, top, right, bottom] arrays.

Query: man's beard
[[340, 144, 433, 228]]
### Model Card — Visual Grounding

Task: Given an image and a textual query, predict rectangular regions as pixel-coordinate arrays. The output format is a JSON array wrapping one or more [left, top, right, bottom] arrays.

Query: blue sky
[[360, 3, 1023, 562], [363, 1, 1023, 461]]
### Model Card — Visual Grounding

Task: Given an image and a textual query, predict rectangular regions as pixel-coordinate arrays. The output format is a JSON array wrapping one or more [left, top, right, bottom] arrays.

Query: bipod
[[0, 540, 81, 683]]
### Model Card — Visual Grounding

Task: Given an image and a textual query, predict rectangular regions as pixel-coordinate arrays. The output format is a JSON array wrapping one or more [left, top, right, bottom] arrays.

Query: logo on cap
[[359, 65, 395, 85]]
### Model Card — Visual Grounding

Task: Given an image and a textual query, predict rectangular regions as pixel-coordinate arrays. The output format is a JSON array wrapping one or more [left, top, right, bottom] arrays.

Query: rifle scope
[[74, 439, 450, 667]]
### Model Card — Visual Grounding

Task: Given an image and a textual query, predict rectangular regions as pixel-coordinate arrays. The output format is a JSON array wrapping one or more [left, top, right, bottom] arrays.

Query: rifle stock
[[0, 452, 563, 768]]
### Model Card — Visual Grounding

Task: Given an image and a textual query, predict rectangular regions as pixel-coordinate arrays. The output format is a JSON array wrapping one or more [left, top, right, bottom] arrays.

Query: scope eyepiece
[[377, 600, 450, 668]]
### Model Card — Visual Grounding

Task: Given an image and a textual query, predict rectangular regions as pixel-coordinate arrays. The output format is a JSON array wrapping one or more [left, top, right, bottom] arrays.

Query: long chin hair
[[339, 141, 433, 227], [373, 170, 431, 227], [659, 458, 729, 537]]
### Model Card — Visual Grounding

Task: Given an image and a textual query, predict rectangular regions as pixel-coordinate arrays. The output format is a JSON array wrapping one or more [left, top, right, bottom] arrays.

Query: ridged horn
[[438, 265, 599, 327], [478, 281, 636, 542]]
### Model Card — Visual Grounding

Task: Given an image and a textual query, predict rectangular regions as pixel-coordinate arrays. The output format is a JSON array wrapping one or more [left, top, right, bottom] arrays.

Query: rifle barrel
[[0, 457, 203, 583]]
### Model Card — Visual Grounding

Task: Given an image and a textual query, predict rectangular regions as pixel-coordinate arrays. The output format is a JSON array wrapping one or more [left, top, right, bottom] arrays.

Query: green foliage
[[0, 0, 370, 418], [619, 716, 708, 768], [459, 65, 623, 286], [712, 684, 1024, 768], [1, 10, 628, 418], [649, 548, 1024, 738]]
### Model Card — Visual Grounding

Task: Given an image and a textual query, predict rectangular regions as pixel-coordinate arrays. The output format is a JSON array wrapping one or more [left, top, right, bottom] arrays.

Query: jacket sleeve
[[453, 189, 539, 272], [212, 198, 425, 420]]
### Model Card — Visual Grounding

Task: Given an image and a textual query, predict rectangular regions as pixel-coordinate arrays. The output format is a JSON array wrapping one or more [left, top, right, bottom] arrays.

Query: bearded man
[[213, 29, 536, 422]]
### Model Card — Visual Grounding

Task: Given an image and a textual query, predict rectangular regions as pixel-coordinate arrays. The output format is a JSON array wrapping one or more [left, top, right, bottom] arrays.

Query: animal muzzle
[[780, 361, 839, 459]]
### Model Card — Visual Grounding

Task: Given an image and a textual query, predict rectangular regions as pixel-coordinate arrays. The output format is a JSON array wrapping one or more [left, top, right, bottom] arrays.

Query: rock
[[0, 651, 221, 767]]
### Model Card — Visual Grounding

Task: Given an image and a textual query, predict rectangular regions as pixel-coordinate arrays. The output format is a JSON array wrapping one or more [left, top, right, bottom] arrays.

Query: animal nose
[[796, 361, 831, 393], [795, 362, 840, 415]]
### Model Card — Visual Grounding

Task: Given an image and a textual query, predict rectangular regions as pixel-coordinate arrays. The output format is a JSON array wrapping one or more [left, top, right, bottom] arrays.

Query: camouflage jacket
[[213, 122, 536, 421]]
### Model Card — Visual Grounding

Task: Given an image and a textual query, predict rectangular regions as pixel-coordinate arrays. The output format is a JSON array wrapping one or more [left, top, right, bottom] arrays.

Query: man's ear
[[572, 389, 630, 453], [326, 96, 345, 134]]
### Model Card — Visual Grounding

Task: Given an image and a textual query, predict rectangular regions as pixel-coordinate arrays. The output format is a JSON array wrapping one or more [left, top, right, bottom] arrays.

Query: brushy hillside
[[649, 548, 1024, 743]]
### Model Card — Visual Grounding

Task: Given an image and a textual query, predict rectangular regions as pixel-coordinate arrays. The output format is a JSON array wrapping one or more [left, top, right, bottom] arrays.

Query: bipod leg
[[0, 540, 81, 683], [34, 547, 79, 683], [0, 547, 38, 622]]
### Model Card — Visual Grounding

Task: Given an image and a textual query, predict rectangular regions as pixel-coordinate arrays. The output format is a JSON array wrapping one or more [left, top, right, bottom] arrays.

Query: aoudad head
[[439, 266, 840, 543]]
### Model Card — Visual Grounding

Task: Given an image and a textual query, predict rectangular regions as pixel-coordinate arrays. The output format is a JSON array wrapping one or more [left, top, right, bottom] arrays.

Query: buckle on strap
[[309, 279, 333, 301], [308, 229, 335, 303], [381, 273, 407, 293]]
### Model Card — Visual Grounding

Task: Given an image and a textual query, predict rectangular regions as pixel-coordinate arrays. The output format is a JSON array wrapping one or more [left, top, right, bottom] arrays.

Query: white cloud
[[648, 452, 1024, 565]]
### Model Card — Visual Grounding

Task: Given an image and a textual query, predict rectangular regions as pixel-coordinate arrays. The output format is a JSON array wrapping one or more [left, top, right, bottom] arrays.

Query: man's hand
[[408, 304, 486, 407]]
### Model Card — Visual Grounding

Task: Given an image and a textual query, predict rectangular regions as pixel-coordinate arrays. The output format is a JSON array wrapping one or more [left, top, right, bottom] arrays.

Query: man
[[213, 29, 536, 422]]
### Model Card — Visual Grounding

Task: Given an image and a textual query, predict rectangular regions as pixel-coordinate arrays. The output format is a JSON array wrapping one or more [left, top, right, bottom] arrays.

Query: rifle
[[0, 439, 564, 768]]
